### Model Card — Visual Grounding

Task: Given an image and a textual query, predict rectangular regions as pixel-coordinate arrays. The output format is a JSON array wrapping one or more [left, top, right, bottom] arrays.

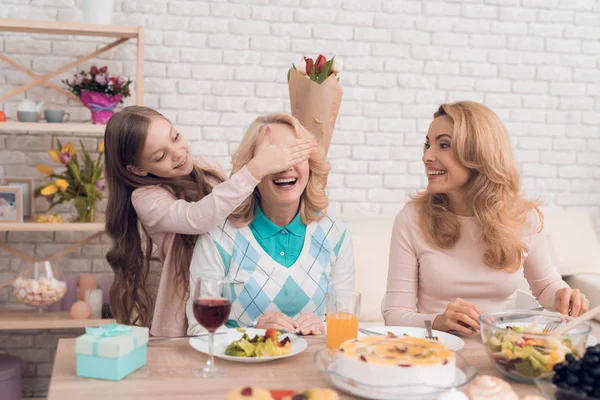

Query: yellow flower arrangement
[[35, 139, 105, 222]]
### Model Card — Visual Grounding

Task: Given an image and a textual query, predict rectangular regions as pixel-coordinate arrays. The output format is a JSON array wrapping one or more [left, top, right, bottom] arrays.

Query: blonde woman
[[384, 101, 588, 335], [187, 114, 355, 336]]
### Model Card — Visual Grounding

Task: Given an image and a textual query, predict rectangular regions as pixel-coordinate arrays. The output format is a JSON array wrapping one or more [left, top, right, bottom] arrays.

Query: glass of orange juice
[[326, 290, 361, 350]]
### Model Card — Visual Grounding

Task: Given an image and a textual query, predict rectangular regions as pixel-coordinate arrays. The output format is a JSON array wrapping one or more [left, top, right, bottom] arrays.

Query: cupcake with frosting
[[437, 389, 469, 400], [283, 388, 339, 400], [226, 386, 274, 400], [465, 376, 518, 400]]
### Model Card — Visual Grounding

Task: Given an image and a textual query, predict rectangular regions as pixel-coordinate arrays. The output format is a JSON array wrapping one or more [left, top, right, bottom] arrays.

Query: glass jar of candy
[[12, 261, 66, 313]]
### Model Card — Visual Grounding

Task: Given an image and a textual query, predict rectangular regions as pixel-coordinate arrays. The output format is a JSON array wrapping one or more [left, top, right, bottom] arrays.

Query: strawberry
[[265, 328, 277, 340]]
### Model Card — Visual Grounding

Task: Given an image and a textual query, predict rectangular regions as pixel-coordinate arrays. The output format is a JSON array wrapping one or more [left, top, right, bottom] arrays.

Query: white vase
[[82, 0, 115, 25]]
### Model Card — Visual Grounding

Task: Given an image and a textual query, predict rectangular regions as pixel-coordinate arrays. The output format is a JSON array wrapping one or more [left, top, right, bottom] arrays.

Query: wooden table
[[47, 322, 600, 400]]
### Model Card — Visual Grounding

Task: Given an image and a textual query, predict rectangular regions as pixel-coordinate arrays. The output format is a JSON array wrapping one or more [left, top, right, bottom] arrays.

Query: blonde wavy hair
[[228, 113, 331, 226], [412, 101, 541, 272]]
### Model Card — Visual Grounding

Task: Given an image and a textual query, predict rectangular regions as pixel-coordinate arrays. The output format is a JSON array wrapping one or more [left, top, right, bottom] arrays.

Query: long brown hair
[[412, 101, 541, 272], [104, 106, 224, 327], [228, 113, 330, 226]]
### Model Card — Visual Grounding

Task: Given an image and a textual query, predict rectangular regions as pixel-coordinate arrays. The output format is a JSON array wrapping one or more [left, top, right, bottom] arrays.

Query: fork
[[424, 320, 439, 341], [542, 321, 561, 334]]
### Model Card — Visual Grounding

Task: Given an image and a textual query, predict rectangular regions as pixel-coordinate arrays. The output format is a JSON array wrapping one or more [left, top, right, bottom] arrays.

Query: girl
[[186, 113, 355, 336], [104, 106, 316, 336], [384, 101, 588, 335]]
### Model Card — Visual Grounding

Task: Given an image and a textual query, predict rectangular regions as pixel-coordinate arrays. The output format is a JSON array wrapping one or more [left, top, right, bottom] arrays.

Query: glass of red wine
[[192, 277, 232, 377]]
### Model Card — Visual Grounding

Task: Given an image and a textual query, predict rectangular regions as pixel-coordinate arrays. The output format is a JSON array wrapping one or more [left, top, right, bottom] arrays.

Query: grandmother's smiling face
[[256, 123, 310, 209]]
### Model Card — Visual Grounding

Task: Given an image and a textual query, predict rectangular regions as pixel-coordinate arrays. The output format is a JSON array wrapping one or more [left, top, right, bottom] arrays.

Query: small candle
[[79, 273, 97, 301], [100, 274, 114, 304], [62, 275, 78, 312], [85, 288, 103, 319], [70, 300, 91, 320]]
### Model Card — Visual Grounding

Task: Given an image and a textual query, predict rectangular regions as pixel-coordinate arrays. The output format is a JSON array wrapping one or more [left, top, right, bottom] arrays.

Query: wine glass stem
[[206, 331, 215, 371]]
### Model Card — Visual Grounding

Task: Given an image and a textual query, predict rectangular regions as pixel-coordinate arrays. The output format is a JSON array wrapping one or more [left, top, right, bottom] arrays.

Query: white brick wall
[[0, 1, 599, 393]]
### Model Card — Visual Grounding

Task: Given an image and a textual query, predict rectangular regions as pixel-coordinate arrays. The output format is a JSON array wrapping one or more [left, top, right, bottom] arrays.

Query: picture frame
[[0, 186, 23, 223], [2, 177, 33, 219]]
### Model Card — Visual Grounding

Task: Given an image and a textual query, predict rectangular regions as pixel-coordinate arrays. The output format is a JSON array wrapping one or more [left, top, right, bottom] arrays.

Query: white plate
[[189, 328, 307, 363], [362, 326, 465, 351]]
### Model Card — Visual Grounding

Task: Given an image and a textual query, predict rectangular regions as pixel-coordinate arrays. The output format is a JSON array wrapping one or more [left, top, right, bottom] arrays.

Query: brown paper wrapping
[[288, 68, 343, 154]]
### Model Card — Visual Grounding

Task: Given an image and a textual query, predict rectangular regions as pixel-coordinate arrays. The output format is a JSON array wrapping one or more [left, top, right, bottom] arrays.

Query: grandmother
[[186, 113, 355, 336]]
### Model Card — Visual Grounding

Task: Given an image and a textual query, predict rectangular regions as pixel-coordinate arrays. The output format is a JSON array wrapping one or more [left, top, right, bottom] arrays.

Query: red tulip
[[304, 56, 314, 75], [315, 54, 327, 74], [90, 66, 98, 75], [99, 66, 108, 73]]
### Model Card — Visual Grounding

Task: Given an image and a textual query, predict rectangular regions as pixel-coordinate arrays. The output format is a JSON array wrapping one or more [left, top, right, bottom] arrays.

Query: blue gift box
[[75, 324, 149, 381]]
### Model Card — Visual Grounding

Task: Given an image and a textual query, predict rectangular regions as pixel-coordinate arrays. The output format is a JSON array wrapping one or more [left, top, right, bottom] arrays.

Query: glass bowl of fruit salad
[[480, 310, 591, 383], [534, 344, 600, 399]]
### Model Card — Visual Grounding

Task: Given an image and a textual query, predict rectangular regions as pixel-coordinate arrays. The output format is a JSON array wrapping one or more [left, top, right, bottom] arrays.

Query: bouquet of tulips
[[288, 54, 343, 83], [287, 54, 343, 154], [34, 140, 105, 222]]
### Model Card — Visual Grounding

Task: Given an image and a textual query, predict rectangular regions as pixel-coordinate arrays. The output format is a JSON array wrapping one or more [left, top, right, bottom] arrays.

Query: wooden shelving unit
[[0, 222, 104, 232], [0, 222, 105, 264], [0, 19, 129, 332], [0, 19, 139, 38], [0, 310, 115, 330], [0, 223, 109, 330], [0, 18, 144, 129], [0, 122, 105, 134]]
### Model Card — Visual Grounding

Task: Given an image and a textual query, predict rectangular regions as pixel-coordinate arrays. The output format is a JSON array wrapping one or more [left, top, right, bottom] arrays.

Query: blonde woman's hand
[[254, 312, 299, 332], [246, 124, 317, 180], [295, 313, 325, 336], [555, 287, 589, 317], [433, 298, 483, 335]]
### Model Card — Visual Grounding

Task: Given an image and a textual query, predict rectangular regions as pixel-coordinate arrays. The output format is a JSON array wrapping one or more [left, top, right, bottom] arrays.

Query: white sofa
[[345, 206, 600, 323]]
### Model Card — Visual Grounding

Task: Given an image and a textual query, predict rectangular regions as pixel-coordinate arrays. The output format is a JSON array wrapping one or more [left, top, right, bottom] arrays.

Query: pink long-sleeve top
[[131, 157, 259, 337], [384, 202, 569, 328]]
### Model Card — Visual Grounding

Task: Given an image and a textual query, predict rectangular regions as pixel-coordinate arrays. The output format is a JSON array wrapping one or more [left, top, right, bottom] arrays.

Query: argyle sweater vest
[[208, 216, 348, 328]]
